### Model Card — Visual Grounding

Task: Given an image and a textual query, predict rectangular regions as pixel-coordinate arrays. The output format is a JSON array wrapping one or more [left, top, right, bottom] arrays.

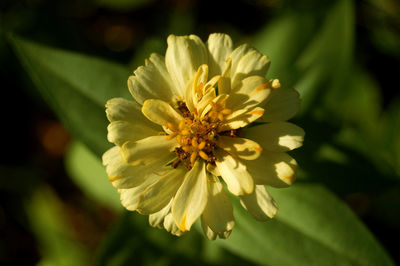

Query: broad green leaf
[[26, 186, 89, 266], [65, 141, 122, 211], [9, 35, 131, 156], [252, 11, 317, 86], [95, 212, 218, 266], [295, 0, 354, 113], [209, 184, 394, 266]]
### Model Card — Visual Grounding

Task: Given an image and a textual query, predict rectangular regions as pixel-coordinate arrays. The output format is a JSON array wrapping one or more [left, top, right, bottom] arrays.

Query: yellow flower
[[102, 33, 304, 240]]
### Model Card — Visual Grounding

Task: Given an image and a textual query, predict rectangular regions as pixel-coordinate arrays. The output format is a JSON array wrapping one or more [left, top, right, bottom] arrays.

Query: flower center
[[168, 101, 233, 170]]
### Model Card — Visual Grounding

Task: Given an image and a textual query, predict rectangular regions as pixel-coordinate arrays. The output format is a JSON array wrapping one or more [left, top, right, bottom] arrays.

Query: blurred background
[[1, 0, 400, 265]]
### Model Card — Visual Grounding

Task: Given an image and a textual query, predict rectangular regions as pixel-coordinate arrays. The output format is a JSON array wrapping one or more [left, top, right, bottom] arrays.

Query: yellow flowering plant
[[102, 33, 304, 239]]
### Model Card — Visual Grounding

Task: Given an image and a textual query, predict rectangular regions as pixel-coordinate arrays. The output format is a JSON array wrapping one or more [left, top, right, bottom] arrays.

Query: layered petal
[[217, 135, 262, 160], [165, 35, 208, 96], [240, 185, 278, 221], [227, 75, 271, 110], [128, 53, 178, 105], [261, 88, 301, 122], [164, 212, 185, 236], [246, 151, 298, 187], [137, 167, 186, 215], [107, 121, 158, 146], [142, 99, 183, 128], [229, 44, 270, 88], [106, 98, 159, 131], [219, 106, 265, 131], [243, 121, 305, 152], [201, 176, 235, 236], [172, 160, 208, 232], [206, 33, 233, 77], [118, 172, 160, 211], [215, 149, 254, 196], [120, 136, 177, 166], [149, 199, 172, 229], [102, 146, 175, 189], [201, 217, 232, 241]]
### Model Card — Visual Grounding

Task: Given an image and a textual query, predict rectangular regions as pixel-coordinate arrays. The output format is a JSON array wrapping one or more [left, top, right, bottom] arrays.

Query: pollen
[[167, 100, 230, 170], [271, 79, 281, 89]]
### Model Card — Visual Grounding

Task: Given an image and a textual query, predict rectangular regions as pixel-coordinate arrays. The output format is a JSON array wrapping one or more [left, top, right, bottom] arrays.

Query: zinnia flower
[[102, 33, 304, 240]]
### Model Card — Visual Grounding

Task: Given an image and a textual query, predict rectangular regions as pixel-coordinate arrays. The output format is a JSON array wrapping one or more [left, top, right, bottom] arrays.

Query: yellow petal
[[172, 160, 208, 232], [117, 173, 160, 211], [215, 149, 254, 196], [219, 106, 265, 131], [120, 136, 177, 166], [206, 33, 233, 77], [217, 136, 262, 160], [107, 121, 158, 146], [106, 98, 158, 130], [229, 44, 270, 89], [261, 88, 301, 122], [246, 151, 298, 188], [201, 177, 235, 234], [102, 146, 175, 189], [164, 212, 185, 236], [165, 34, 208, 96], [240, 185, 278, 221], [148, 200, 172, 229], [137, 167, 186, 215], [141, 99, 183, 128], [128, 53, 177, 105], [243, 122, 305, 152], [228, 75, 271, 110]]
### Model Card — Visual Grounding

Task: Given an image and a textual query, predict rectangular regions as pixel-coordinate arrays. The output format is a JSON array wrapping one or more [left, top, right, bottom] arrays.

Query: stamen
[[167, 132, 178, 140], [182, 146, 191, 152], [181, 129, 190, 136], [192, 137, 198, 148], [190, 151, 198, 165], [221, 108, 232, 115], [179, 120, 185, 130], [198, 141, 206, 150], [271, 79, 281, 89], [199, 151, 209, 161], [167, 122, 177, 131]]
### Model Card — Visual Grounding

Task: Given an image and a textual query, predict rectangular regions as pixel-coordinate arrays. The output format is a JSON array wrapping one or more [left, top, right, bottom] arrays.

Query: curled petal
[[207, 33, 233, 77], [142, 99, 183, 128], [165, 34, 208, 96], [229, 44, 270, 88], [128, 53, 178, 104]]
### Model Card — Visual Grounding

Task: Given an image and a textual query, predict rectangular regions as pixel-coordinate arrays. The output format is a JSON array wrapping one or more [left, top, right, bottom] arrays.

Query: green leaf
[[9, 35, 131, 156], [295, 0, 355, 113], [252, 11, 317, 86], [26, 186, 89, 266], [65, 141, 122, 211], [210, 184, 394, 266]]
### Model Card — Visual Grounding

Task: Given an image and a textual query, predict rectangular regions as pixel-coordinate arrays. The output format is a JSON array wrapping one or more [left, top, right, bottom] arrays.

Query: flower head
[[103, 33, 304, 240]]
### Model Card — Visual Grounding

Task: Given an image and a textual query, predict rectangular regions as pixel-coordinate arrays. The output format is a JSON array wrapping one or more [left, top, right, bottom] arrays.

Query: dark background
[[1, 0, 400, 264]]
